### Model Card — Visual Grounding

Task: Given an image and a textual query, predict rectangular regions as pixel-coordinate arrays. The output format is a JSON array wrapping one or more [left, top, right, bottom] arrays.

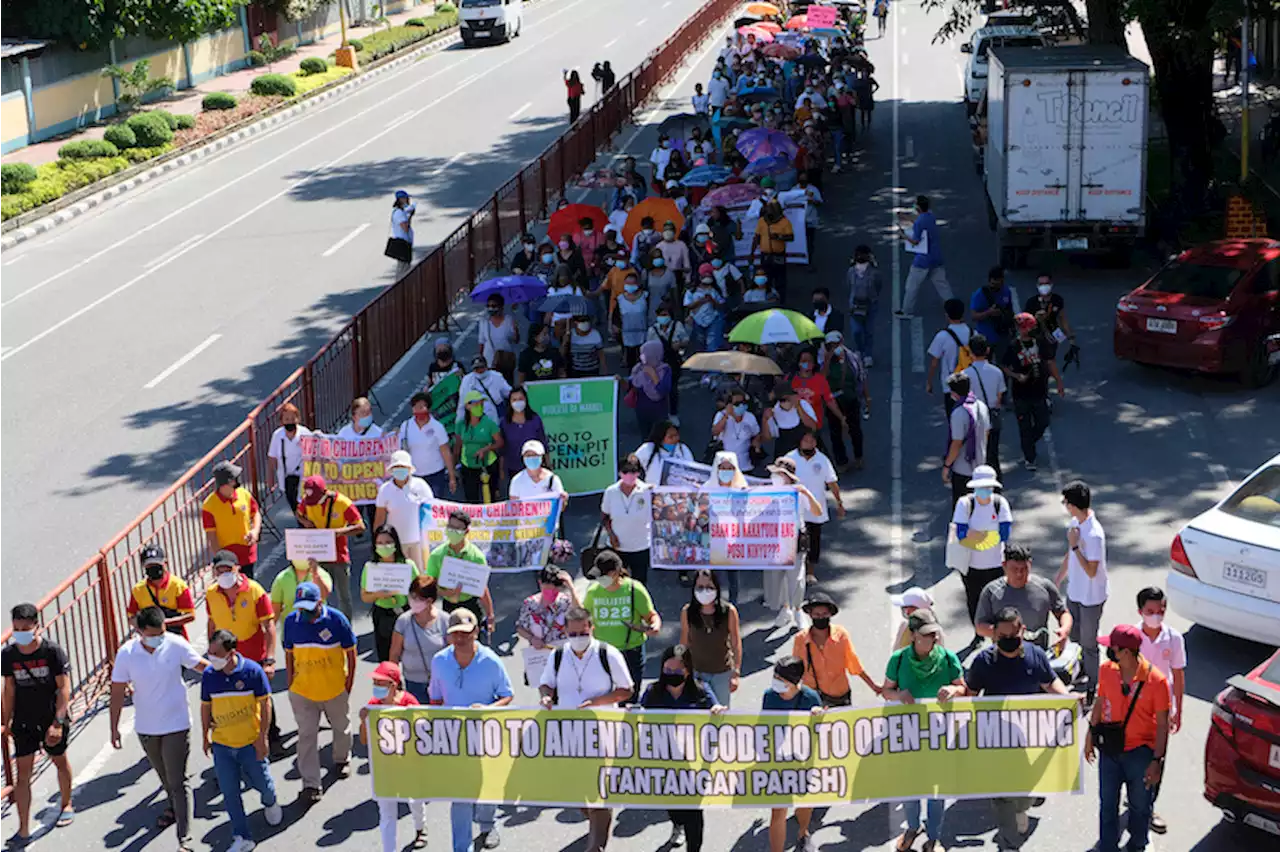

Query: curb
[[0, 28, 464, 251]]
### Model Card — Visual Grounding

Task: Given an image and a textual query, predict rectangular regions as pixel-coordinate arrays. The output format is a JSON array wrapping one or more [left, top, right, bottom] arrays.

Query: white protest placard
[[439, 556, 491, 597], [285, 528, 336, 562], [363, 563, 415, 596], [523, 646, 554, 688]]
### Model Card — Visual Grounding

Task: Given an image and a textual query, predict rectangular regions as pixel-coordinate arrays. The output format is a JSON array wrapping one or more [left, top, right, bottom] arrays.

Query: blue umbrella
[[537, 293, 591, 316], [739, 86, 781, 105], [680, 165, 734, 187], [471, 275, 548, 305], [743, 154, 793, 177]]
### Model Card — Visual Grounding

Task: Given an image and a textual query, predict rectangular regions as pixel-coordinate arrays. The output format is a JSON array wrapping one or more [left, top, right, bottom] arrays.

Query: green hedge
[[291, 66, 354, 96], [57, 139, 120, 160], [175, 114, 196, 130], [202, 91, 238, 111], [250, 73, 297, 97], [1, 157, 131, 220], [299, 56, 328, 75], [345, 13, 459, 62], [125, 112, 174, 147], [122, 144, 174, 163], [1, 163, 38, 194], [103, 124, 137, 149]]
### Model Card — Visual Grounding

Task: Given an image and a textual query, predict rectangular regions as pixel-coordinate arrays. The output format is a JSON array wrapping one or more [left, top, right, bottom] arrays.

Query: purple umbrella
[[699, 183, 762, 209], [736, 128, 798, 162], [471, 275, 548, 305], [743, 153, 793, 178]]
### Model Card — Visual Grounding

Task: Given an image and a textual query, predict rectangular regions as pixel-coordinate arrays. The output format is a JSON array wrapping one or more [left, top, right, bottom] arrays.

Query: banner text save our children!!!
[[368, 700, 1083, 807]]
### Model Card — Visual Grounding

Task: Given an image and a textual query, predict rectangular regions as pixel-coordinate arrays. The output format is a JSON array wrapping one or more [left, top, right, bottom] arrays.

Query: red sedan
[[1114, 239, 1280, 386], [1206, 648, 1280, 836]]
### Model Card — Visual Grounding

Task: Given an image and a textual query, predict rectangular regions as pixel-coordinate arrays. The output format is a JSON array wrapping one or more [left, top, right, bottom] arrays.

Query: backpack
[[945, 328, 975, 374], [550, 643, 615, 705]]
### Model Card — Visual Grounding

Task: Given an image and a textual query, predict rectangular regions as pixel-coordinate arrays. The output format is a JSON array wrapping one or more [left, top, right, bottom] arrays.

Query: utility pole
[[1242, 13, 1251, 181]]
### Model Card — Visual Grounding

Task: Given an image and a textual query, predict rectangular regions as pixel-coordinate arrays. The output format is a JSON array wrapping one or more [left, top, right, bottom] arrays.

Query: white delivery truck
[[983, 45, 1149, 268], [459, 0, 523, 46]]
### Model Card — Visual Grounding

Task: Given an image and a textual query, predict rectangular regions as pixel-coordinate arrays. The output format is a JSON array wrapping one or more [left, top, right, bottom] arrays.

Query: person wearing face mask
[[792, 592, 881, 707], [650, 135, 675, 192], [567, 313, 607, 377], [361, 525, 422, 662], [946, 463, 1008, 631], [478, 294, 520, 384], [677, 570, 742, 709], [763, 656, 825, 852], [761, 457, 824, 629], [750, 199, 795, 303], [808, 286, 844, 337], [270, 557, 332, 636], [641, 643, 726, 851], [454, 392, 503, 504], [684, 265, 727, 352], [202, 461, 262, 580], [709, 251, 743, 307], [110, 607, 210, 850], [701, 451, 751, 601], [283, 581, 357, 805], [711, 394, 761, 476], [517, 323, 566, 385], [333, 396, 383, 534], [388, 190, 416, 275], [266, 402, 312, 511], [974, 543, 1072, 657], [941, 372, 990, 506], [398, 392, 456, 497], [600, 457, 654, 582], [845, 248, 881, 365], [600, 247, 635, 323], [426, 510, 497, 640], [516, 567, 580, 656], [375, 451, 434, 570], [200, 629, 281, 852], [896, 193, 953, 320], [614, 271, 650, 367], [1023, 272, 1074, 364], [544, 265, 585, 338], [633, 420, 694, 483], [783, 173, 824, 267], [499, 387, 548, 483], [628, 340, 673, 437], [743, 267, 778, 304], [939, 606, 1075, 848], [507, 440, 568, 511], [296, 474, 365, 616], [583, 551, 661, 704], [707, 205, 742, 266], [656, 218, 691, 277], [428, 340, 464, 392], [1133, 587, 1184, 835], [1053, 480, 1108, 704], [881, 610, 963, 852], [643, 246, 676, 315], [510, 232, 539, 274], [1087, 625, 1170, 852], [647, 306, 689, 420], [784, 430, 845, 581], [538, 606, 633, 852], [889, 586, 937, 650], [3, 602, 75, 843], [126, 544, 196, 638], [358, 661, 427, 852], [391, 576, 451, 703], [791, 348, 846, 439], [554, 232, 588, 282], [631, 215, 663, 268], [456, 355, 512, 428], [1001, 311, 1065, 473], [821, 330, 869, 471]]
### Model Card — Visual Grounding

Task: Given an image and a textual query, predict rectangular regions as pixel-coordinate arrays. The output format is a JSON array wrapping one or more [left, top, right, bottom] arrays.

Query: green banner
[[368, 697, 1084, 806], [523, 377, 618, 495], [430, 372, 462, 439]]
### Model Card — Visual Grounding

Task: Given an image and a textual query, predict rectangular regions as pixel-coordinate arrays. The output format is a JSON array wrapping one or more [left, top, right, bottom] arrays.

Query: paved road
[[6, 3, 1280, 852], [0, 0, 707, 606]]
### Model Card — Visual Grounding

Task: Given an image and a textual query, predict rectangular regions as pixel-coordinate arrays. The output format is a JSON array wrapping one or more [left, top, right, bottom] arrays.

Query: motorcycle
[[965, 627, 1083, 688]]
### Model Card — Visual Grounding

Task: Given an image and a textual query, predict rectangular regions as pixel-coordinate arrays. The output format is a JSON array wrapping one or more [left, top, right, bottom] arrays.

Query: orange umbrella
[[785, 14, 808, 29], [754, 20, 782, 33], [623, 198, 685, 246], [745, 2, 780, 15], [548, 203, 608, 240]]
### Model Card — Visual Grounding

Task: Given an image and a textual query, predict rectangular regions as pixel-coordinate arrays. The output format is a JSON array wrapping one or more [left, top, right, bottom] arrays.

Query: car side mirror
[[961, 44, 973, 54]]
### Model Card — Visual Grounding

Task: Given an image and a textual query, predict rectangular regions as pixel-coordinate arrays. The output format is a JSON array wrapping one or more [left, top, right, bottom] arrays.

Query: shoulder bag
[[1091, 670, 1147, 757]]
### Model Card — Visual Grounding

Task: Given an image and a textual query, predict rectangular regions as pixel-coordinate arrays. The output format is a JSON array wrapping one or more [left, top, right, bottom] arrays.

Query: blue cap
[[294, 581, 322, 611], [394, 190, 410, 200]]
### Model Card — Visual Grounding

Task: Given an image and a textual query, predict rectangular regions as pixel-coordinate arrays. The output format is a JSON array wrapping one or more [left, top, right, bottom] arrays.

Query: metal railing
[[0, 0, 740, 798]]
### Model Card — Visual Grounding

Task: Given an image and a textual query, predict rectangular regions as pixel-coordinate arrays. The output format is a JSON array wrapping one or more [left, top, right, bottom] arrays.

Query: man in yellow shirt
[[201, 461, 262, 579], [126, 545, 195, 638], [295, 475, 364, 617], [750, 199, 795, 303]]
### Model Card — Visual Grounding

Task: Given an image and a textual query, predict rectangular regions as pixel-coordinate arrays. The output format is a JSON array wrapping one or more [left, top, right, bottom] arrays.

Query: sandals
[[156, 809, 177, 830], [895, 829, 920, 852], [412, 830, 428, 849], [56, 809, 75, 827]]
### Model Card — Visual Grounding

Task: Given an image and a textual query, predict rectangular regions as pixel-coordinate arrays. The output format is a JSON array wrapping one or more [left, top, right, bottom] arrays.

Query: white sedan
[[1168, 453, 1280, 646]]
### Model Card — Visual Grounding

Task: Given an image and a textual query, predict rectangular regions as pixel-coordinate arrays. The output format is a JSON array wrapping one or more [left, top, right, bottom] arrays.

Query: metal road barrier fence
[[0, 0, 741, 799]]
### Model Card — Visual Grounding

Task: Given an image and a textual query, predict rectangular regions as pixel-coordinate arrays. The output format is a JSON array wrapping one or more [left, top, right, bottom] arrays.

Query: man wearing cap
[[791, 592, 880, 707], [200, 629, 282, 852], [820, 329, 868, 471], [397, 392, 456, 498], [941, 372, 991, 506], [127, 545, 196, 637], [431, 610, 513, 851], [283, 581, 357, 805], [750, 198, 794, 303], [1001, 311, 1064, 473], [375, 450, 434, 569], [359, 661, 428, 852], [456, 355, 511, 427], [202, 460, 262, 579], [426, 510, 497, 641], [296, 474, 365, 617], [763, 655, 824, 852], [1087, 625, 1169, 852], [890, 587, 936, 650]]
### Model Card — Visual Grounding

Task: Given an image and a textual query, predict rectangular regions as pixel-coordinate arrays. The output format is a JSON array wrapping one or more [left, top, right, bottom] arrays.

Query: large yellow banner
[[368, 696, 1084, 807]]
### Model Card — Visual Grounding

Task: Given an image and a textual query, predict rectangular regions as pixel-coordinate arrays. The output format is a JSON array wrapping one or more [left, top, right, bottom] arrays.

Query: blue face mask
[[371, 684, 391, 700], [975, 487, 994, 500], [541, 253, 554, 264], [734, 403, 746, 415], [662, 442, 678, 452], [656, 315, 672, 326], [11, 630, 34, 646], [616, 259, 628, 268], [523, 456, 541, 471], [754, 276, 768, 286], [711, 258, 724, 268], [391, 468, 410, 482], [357, 415, 373, 429], [652, 258, 665, 268], [624, 283, 639, 294], [717, 469, 735, 484]]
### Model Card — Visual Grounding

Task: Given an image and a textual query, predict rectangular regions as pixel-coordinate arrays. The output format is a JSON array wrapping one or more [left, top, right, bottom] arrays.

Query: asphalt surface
[[5, 3, 1280, 852], [0, 0, 708, 607]]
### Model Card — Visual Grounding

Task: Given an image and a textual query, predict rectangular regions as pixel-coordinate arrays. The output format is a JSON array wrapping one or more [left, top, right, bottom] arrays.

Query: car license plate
[[1271, 744, 1280, 770], [1244, 813, 1280, 836], [1056, 237, 1088, 250], [1145, 318, 1177, 334], [1223, 561, 1267, 590], [474, 30, 490, 36]]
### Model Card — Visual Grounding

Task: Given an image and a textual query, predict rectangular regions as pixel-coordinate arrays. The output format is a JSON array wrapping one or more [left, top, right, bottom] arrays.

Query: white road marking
[[509, 101, 534, 119], [143, 334, 221, 389], [910, 316, 924, 373], [430, 152, 465, 177], [603, 37, 619, 48], [904, 135, 914, 159], [385, 113, 415, 130], [322, 222, 371, 258], [70, 715, 133, 791], [902, 52, 909, 66], [2, 253, 28, 266], [0, 7, 595, 362], [142, 234, 204, 269], [637, 18, 648, 26], [0, 0, 595, 313], [662, 1, 672, 7], [890, 16, 905, 587]]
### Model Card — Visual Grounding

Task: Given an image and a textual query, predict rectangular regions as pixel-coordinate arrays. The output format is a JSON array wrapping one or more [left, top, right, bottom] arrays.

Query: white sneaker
[[794, 610, 809, 631], [1015, 811, 1030, 834], [668, 823, 685, 847], [774, 607, 794, 628], [796, 835, 817, 852], [264, 803, 283, 826], [864, 355, 874, 367], [228, 838, 257, 852]]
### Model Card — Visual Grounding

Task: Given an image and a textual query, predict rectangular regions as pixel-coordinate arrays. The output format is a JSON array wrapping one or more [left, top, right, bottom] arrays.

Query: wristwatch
[[261, 657, 276, 666]]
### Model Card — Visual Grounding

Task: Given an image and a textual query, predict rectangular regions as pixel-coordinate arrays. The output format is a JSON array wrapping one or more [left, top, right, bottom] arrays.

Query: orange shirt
[[792, 625, 864, 698], [1096, 659, 1170, 752]]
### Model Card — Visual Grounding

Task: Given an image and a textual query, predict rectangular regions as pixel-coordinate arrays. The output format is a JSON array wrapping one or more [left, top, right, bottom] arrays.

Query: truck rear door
[[1003, 69, 1071, 224], [1074, 69, 1147, 223]]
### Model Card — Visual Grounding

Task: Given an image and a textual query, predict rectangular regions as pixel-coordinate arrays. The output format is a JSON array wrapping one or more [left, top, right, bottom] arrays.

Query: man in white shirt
[[941, 373, 990, 506], [398, 393, 456, 497], [455, 356, 511, 426], [1053, 479, 1108, 701], [600, 458, 653, 582], [962, 334, 1007, 484], [708, 72, 731, 111], [374, 450, 433, 569], [539, 607, 633, 852], [1135, 585, 1186, 835], [109, 606, 209, 850], [691, 83, 710, 115], [925, 298, 972, 415], [711, 389, 760, 469], [784, 429, 844, 578], [266, 402, 311, 511]]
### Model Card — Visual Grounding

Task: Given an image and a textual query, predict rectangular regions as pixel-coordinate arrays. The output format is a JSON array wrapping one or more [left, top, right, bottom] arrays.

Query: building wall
[[29, 68, 117, 142], [188, 27, 250, 85], [1, 90, 31, 153]]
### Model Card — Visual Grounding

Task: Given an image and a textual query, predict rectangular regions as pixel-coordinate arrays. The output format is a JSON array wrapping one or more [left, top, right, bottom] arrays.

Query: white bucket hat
[[967, 465, 1001, 491], [389, 450, 414, 472]]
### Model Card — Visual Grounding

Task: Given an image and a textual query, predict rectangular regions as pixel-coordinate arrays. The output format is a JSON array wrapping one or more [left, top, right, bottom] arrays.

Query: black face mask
[[810, 616, 831, 631], [799, 447, 816, 459], [996, 635, 1022, 653], [283, 423, 297, 434], [813, 300, 827, 311], [660, 672, 685, 688], [145, 564, 165, 581]]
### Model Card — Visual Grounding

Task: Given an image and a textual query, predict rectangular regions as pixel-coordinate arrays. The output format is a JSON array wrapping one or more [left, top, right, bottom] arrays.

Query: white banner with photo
[[692, 200, 809, 265]]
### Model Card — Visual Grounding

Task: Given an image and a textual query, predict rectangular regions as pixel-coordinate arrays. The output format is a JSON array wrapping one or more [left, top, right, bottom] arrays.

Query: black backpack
[[549, 644, 615, 705]]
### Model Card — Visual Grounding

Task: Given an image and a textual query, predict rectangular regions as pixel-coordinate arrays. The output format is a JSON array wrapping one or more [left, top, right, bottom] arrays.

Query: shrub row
[[250, 73, 297, 97], [345, 12, 459, 62], [1, 163, 38, 194], [292, 66, 355, 96], [299, 56, 328, 75], [1, 157, 131, 219]]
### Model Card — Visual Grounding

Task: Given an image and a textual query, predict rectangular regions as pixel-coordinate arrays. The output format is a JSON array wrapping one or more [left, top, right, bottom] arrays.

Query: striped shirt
[[283, 606, 356, 703], [201, 656, 271, 748]]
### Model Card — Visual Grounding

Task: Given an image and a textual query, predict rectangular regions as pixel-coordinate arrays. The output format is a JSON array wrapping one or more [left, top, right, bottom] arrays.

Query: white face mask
[[694, 588, 717, 605], [511, 399, 527, 412], [771, 678, 792, 695], [142, 634, 165, 649], [1142, 613, 1163, 629], [216, 572, 239, 590], [854, 262, 869, 273], [569, 635, 592, 653], [206, 655, 229, 670], [1037, 284, 1053, 296], [771, 474, 789, 486]]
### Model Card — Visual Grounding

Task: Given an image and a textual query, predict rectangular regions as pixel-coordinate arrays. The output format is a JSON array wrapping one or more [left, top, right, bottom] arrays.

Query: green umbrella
[[727, 308, 823, 345]]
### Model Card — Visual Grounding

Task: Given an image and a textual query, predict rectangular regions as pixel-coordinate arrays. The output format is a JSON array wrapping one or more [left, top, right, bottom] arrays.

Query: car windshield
[[462, 0, 501, 7], [1261, 652, 1280, 689], [1145, 261, 1244, 300], [1221, 465, 1280, 529], [977, 36, 1044, 60]]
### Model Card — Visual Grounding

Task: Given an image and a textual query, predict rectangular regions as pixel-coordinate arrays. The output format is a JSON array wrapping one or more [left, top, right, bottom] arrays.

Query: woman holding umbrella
[[707, 205, 744, 265], [478, 293, 520, 384], [628, 340, 673, 438]]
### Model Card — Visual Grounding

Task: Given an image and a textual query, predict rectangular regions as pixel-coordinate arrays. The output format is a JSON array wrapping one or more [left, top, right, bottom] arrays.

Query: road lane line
[[430, 152, 465, 177], [508, 101, 534, 120], [603, 37, 619, 48], [637, 17, 648, 25], [2, 254, 28, 266], [910, 316, 924, 373], [322, 223, 371, 257], [0, 0, 596, 312], [902, 51, 909, 66], [143, 234, 204, 269], [890, 13, 905, 589], [143, 334, 222, 389]]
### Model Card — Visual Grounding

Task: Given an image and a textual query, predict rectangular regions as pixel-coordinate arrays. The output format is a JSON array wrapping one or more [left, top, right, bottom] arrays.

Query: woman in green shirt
[[882, 609, 964, 852], [582, 551, 662, 704], [455, 391, 503, 503], [360, 525, 420, 662]]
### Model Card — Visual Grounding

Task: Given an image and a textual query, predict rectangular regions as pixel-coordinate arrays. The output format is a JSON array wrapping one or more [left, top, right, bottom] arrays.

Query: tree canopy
[[1, 0, 248, 49]]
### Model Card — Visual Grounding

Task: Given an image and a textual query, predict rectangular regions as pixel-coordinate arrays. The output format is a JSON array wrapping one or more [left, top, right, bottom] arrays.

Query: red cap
[[1014, 312, 1038, 333], [371, 661, 403, 686], [1098, 624, 1143, 651], [301, 475, 327, 505], [698, 262, 716, 277]]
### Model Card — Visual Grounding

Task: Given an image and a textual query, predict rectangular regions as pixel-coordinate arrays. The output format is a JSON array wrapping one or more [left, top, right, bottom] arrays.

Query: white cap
[[890, 587, 935, 610], [521, 439, 546, 457], [824, 330, 843, 343], [695, 222, 711, 234], [665, 179, 679, 188], [389, 450, 414, 472]]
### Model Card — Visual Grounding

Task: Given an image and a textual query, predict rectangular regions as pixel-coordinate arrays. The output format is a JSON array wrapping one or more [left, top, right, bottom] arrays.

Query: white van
[[459, 0, 523, 46], [960, 25, 1045, 114]]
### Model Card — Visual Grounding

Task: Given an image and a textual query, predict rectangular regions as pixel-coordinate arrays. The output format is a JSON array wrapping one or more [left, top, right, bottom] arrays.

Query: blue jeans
[[849, 307, 875, 359], [212, 742, 277, 841], [831, 129, 846, 165], [691, 315, 725, 353], [404, 679, 430, 704], [903, 798, 944, 842], [1099, 745, 1154, 852], [696, 670, 733, 709], [716, 570, 740, 605], [451, 802, 496, 852], [419, 469, 450, 499]]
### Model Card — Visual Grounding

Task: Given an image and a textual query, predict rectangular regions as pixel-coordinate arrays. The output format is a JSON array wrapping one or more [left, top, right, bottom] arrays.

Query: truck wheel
[[1110, 245, 1133, 268], [1240, 341, 1278, 388], [965, 97, 976, 118]]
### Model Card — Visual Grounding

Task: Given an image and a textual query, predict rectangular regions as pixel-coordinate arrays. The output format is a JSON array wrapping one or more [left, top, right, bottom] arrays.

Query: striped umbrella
[[728, 309, 823, 344]]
